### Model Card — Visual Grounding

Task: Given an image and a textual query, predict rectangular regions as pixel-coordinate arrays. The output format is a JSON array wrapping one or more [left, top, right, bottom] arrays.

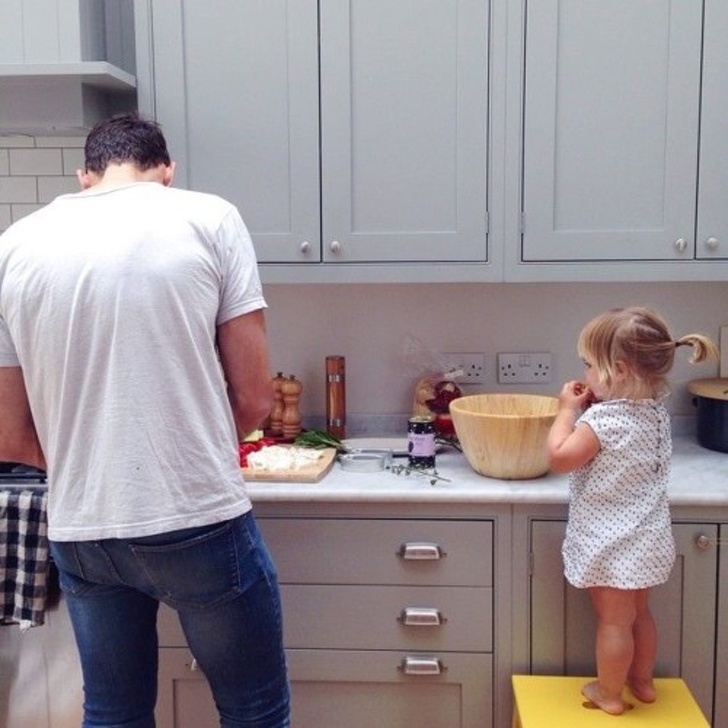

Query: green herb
[[294, 430, 346, 452], [387, 463, 450, 486]]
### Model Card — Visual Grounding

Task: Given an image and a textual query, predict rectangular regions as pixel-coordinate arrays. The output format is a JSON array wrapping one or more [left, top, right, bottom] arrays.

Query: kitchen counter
[[246, 435, 728, 507]]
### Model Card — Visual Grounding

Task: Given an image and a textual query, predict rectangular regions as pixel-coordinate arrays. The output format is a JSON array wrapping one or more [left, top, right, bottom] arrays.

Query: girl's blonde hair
[[577, 306, 718, 399]]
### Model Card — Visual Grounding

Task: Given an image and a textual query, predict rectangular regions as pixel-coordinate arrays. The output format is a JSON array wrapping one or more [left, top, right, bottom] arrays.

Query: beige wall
[[263, 282, 727, 423]]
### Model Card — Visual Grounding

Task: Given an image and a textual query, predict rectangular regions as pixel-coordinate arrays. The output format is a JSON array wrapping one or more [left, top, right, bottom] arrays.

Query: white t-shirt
[[563, 399, 676, 589], [0, 182, 265, 541]]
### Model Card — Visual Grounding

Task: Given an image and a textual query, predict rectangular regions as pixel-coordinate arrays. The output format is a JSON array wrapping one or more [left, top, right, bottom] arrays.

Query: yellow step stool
[[511, 675, 710, 728]]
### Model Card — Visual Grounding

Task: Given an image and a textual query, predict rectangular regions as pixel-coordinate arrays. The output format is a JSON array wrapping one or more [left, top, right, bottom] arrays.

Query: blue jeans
[[50, 511, 290, 728]]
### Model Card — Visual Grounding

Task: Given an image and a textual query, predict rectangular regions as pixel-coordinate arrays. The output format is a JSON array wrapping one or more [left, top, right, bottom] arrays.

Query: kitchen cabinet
[[509, 0, 728, 281], [0, 0, 136, 129], [715, 524, 728, 728], [520, 516, 718, 724], [139, 0, 490, 276], [156, 516, 496, 727]]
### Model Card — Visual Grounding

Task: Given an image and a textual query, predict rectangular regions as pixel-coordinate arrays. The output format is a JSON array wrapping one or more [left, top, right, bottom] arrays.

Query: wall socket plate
[[498, 352, 552, 384], [442, 352, 485, 384]]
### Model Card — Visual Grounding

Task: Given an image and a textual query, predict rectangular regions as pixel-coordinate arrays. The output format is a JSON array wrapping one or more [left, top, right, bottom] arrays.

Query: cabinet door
[[157, 648, 493, 728], [529, 520, 717, 723], [521, 0, 702, 262], [714, 525, 728, 728], [149, 0, 320, 263], [320, 0, 488, 262], [696, 0, 728, 261]]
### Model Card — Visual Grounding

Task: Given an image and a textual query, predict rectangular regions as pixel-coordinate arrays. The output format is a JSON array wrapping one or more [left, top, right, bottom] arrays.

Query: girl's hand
[[558, 380, 593, 412]]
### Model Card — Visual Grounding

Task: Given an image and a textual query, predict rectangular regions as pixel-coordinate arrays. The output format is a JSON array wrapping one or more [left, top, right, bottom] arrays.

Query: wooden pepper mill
[[269, 372, 286, 436], [281, 375, 303, 439], [326, 355, 346, 440]]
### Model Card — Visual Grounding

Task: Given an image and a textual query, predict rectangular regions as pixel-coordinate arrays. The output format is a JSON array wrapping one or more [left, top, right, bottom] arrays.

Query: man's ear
[[76, 169, 97, 190], [162, 161, 176, 187]]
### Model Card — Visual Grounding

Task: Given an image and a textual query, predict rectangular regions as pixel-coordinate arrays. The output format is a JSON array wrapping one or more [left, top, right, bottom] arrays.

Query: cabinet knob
[[300, 240, 311, 254], [329, 240, 342, 254], [397, 542, 447, 560], [695, 534, 713, 551], [398, 655, 446, 676], [398, 607, 447, 627], [705, 236, 719, 250], [674, 238, 688, 253]]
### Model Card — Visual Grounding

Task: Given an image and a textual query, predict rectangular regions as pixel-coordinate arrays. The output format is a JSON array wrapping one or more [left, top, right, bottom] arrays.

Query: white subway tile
[[0, 204, 11, 231], [10, 148, 63, 176], [63, 148, 85, 175], [0, 135, 35, 149], [11, 204, 44, 223], [0, 176, 37, 203], [36, 135, 86, 149], [38, 175, 78, 202]]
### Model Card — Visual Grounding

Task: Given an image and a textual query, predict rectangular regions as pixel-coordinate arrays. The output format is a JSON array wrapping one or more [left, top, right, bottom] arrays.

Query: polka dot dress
[[562, 399, 676, 590]]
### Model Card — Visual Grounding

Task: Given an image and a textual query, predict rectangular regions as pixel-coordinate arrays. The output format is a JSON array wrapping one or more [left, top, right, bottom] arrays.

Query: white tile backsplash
[[0, 132, 85, 229]]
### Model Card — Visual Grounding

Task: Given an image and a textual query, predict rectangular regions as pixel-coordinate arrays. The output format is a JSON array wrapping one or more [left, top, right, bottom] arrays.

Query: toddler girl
[[548, 306, 718, 715]]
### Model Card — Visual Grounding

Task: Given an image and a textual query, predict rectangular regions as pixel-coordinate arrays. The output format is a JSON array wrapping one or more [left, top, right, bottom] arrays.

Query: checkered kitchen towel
[[0, 489, 49, 629]]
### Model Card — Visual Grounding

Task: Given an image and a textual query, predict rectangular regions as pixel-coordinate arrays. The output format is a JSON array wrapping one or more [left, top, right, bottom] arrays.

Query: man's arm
[[216, 309, 273, 440], [0, 366, 46, 469]]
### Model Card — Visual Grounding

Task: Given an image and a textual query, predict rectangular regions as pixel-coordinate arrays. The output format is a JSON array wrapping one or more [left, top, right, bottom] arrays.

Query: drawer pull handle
[[398, 607, 447, 627], [397, 542, 447, 560], [399, 655, 446, 676]]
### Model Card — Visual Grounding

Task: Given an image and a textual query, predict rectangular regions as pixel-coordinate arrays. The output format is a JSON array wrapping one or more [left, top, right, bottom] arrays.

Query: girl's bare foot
[[628, 677, 656, 703], [582, 680, 628, 715]]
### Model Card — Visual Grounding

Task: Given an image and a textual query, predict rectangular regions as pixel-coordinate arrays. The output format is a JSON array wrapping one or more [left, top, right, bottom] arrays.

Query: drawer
[[257, 518, 493, 587], [157, 648, 493, 728], [157, 584, 493, 652], [281, 584, 492, 652]]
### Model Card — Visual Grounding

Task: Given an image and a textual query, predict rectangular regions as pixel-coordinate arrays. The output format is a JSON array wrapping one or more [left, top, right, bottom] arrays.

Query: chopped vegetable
[[238, 437, 277, 467]]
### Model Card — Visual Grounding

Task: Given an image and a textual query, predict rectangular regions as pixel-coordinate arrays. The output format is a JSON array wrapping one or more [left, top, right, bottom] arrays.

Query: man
[[0, 113, 290, 727]]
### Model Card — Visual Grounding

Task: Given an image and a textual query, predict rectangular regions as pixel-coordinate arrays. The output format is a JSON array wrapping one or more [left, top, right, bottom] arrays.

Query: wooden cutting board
[[241, 447, 338, 482]]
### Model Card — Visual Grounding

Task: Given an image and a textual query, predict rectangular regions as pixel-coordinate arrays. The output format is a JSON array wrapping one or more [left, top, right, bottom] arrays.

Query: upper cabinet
[[136, 0, 728, 283], [509, 0, 728, 281], [0, 0, 137, 129], [141, 0, 492, 282]]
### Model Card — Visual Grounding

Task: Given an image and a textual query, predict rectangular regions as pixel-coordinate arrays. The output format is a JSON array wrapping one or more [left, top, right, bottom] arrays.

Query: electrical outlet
[[498, 352, 552, 384], [442, 352, 485, 384]]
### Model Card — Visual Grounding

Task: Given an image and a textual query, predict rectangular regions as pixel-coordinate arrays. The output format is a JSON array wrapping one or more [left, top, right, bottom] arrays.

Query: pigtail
[[674, 334, 719, 364]]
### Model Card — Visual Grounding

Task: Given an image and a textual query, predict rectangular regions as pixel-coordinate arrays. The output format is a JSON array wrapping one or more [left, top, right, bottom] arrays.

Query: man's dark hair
[[84, 112, 171, 174]]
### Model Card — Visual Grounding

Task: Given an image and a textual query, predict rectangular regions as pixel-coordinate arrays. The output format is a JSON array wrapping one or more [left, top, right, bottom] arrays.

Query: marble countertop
[[246, 435, 728, 507]]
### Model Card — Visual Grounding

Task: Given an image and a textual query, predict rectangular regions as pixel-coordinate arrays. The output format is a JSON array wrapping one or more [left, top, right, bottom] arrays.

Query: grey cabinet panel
[[696, 1, 728, 261], [150, 0, 320, 263], [521, 0, 702, 262], [529, 519, 717, 723], [320, 0, 489, 262]]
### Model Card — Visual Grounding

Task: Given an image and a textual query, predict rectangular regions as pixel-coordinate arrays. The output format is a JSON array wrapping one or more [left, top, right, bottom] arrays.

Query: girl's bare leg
[[585, 587, 638, 715], [628, 588, 657, 702]]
